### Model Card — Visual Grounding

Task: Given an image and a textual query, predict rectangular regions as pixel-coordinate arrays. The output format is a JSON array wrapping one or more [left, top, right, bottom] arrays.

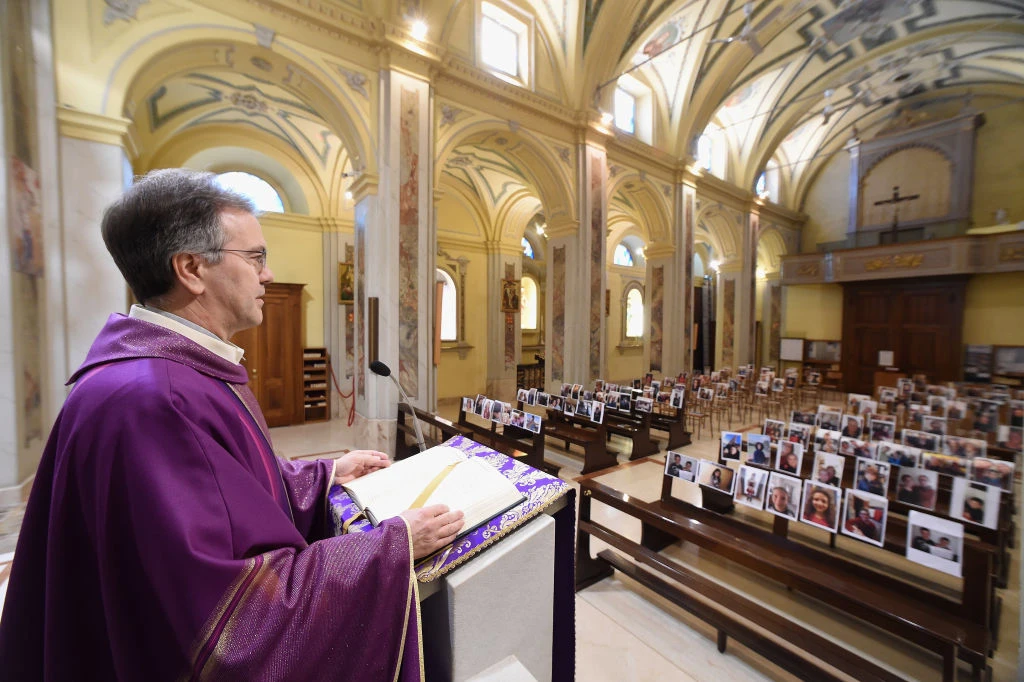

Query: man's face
[[918, 475, 929, 487], [200, 210, 274, 340]]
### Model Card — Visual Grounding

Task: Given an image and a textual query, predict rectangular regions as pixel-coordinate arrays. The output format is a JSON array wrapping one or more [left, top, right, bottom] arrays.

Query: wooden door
[[841, 278, 966, 395], [231, 282, 305, 427]]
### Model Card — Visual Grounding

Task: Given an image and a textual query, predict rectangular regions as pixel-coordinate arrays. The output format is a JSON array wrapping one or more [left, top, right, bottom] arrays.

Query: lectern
[[328, 436, 576, 682]]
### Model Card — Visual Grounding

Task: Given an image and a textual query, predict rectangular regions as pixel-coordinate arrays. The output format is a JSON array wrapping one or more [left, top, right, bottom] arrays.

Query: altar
[[328, 436, 576, 682]]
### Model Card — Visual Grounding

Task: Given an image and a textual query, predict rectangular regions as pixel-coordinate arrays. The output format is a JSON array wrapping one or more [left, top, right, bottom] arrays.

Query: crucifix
[[874, 185, 920, 239]]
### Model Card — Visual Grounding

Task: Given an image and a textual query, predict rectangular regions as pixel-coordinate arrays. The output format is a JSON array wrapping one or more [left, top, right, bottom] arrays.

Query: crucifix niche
[[874, 185, 920, 242]]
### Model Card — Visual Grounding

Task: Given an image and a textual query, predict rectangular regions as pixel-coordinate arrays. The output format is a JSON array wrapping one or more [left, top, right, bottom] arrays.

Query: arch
[[494, 188, 544, 245], [435, 122, 576, 234], [756, 226, 788, 274], [115, 38, 375, 177], [145, 124, 327, 215], [606, 171, 673, 244], [695, 205, 741, 261]]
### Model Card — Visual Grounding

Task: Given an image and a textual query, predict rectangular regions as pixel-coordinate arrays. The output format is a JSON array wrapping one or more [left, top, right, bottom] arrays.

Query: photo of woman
[[775, 441, 804, 475], [800, 482, 841, 533], [855, 458, 890, 496]]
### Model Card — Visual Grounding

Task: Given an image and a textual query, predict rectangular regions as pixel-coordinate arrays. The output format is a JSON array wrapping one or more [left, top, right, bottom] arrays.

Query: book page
[[343, 445, 524, 530]]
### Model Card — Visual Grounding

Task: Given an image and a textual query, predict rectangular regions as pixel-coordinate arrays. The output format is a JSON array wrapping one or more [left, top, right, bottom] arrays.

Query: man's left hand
[[334, 450, 390, 484]]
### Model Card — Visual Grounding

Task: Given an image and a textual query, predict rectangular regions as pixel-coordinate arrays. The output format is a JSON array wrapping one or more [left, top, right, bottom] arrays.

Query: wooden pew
[[456, 404, 557, 475], [577, 479, 994, 682], [542, 409, 617, 475], [649, 403, 691, 449], [395, 405, 470, 460], [599, 407, 659, 459]]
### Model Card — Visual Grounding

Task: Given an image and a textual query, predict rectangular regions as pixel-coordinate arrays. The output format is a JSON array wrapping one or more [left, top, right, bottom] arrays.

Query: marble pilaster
[[485, 245, 522, 400], [353, 70, 434, 454]]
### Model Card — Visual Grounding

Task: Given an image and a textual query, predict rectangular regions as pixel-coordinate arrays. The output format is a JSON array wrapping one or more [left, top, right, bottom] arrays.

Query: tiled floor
[[2, 413, 1020, 681]]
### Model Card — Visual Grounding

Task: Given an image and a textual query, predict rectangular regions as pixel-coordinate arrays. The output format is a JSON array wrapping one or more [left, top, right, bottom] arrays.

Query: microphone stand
[[370, 361, 426, 454]]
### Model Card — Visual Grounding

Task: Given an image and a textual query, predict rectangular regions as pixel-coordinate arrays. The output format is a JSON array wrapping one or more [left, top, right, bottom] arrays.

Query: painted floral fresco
[[722, 277, 735, 367], [769, 283, 781, 363], [650, 266, 664, 371], [551, 246, 565, 381], [589, 153, 604, 380], [398, 87, 419, 397]]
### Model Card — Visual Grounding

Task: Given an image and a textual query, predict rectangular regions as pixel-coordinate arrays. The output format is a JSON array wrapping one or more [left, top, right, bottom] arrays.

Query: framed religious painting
[[501, 279, 520, 313], [338, 262, 354, 304]]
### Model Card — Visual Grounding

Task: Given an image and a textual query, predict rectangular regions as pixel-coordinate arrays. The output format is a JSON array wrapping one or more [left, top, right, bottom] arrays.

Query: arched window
[[520, 276, 538, 330], [624, 286, 644, 339], [697, 134, 713, 172], [437, 269, 457, 341], [522, 237, 534, 259], [614, 87, 636, 134], [755, 172, 767, 198], [613, 243, 634, 267], [215, 171, 285, 213]]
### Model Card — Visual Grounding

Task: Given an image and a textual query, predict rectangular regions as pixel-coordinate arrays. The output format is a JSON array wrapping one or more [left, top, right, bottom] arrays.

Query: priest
[[0, 169, 464, 680]]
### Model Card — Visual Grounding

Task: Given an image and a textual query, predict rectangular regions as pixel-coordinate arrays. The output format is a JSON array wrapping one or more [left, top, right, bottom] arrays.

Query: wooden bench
[[396, 405, 470, 460], [542, 410, 617, 475], [649, 404, 691, 449], [456, 404, 557, 475], [577, 479, 995, 682], [599, 408, 659, 459]]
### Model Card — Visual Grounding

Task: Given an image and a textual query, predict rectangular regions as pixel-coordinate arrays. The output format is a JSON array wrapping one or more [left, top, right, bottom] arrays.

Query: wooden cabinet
[[232, 282, 305, 427], [303, 348, 331, 423]]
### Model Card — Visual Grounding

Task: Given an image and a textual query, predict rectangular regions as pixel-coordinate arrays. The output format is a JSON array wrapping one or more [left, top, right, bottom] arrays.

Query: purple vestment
[[0, 314, 422, 681]]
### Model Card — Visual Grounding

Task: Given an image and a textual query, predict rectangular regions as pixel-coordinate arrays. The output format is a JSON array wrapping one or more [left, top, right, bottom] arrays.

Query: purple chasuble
[[0, 314, 422, 681]]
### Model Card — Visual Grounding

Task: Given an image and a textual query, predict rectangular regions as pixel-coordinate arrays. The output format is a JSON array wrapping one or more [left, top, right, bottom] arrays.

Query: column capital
[[762, 270, 782, 282], [717, 261, 744, 275], [57, 107, 131, 148], [544, 217, 579, 240], [644, 243, 676, 260], [350, 172, 379, 204]]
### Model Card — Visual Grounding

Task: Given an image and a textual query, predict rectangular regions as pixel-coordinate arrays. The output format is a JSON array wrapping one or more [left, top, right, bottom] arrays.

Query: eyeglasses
[[208, 248, 268, 273]]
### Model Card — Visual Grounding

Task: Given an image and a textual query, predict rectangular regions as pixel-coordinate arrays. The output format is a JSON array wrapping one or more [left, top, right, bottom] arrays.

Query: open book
[[342, 444, 526, 536]]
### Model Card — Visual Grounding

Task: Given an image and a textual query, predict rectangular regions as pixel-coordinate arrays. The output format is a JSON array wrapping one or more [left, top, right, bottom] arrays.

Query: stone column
[[544, 137, 607, 388], [352, 69, 434, 454], [652, 175, 697, 376], [485, 242, 522, 400], [761, 271, 782, 369], [321, 217, 355, 416], [715, 261, 741, 370]]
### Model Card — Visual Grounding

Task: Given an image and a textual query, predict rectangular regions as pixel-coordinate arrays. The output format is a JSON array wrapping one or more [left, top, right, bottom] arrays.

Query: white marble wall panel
[[58, 137, 129, 373], [0, 24, 15, 488]]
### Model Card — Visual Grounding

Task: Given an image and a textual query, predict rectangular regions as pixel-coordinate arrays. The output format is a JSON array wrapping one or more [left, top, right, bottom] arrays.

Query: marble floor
[[1, 412, 1020, 681]]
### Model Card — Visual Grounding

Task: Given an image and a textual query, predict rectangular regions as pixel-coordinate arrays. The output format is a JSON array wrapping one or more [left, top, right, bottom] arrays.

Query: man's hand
[[400, 505, 465, 559], [333, 450, 390, 485]]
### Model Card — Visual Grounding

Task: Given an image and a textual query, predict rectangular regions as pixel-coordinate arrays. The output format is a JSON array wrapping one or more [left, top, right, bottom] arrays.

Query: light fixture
[[756, 267, 767, 279], [410, 19, 428, 41], [600, 111, 614, 127], [710, 259, 722, 271], [345, 191, 353, 201], [536, 222, 545, 236]]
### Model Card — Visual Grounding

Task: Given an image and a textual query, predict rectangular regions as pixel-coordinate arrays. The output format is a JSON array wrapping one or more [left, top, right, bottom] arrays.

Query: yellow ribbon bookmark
[[410, 462, 461, 509]]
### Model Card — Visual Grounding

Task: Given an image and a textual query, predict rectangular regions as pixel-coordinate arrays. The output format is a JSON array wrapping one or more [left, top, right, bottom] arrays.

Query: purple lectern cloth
[[0, 314, 422, 682], [329, 434, 576, 681]]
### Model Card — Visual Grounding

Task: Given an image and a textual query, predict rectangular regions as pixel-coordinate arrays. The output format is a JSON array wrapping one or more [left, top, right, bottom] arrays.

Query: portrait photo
[[461, 396, 475, 414], [839, 436, 867, 457], [1010, 400, 1024, 428], [775, 441, 804, 476], [590, 401, 604, 424], [816, 409, 842, 432], [970, 458, 1014, 492], [744, 434, 772, 466], [868, 416, 896, 443], [906, 510, 964, 577], [508, 409, 526, 429], [876, 442, 919, 468], [902, 429, 939, 452], [562, 398, 577, 415], [842, 490, 888, 548], [526, 388, 537, 406], [790, 410, 817, 426], [754, 380, 769, 396], [763, 418, 786, 442], [895, 468, 939, 510], [670, 388, 686, 409], [811, 452, 845, 488], [921, 452, 968, 478], [765, 472, 801, 519], [800, 481, 841, 533], [548, 396, 563, 412], [840, 414, 863, 439], [950, 478, 1001, 529], [516, 388, 529, 403], [698, 387, 714, 402], [734, 465, 769, 510], [477, 398, 491, 418], [665, 451, 699, 482], [847, 393, 870, 415], [921, 416, 948, 437], [635, 397, 653, 413], [523, 411, 542, 434], [996, 426, 1023, 453], [786, 423, 812, 448], [575, 398, 593, 419], [536, 392, 550, 407], [972, 399, 1000, 433], [947, 400, 968, 422], [815, 429, 841, 454], [697, 460, 735, 495], [720, 431, 743, 461], [854, 457, 890, 497]]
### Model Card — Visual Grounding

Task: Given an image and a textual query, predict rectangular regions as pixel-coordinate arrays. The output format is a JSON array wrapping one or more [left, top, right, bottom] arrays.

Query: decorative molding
[[104, 0, 148, 25], [348, 172, 378, 203], [999, 245, 1024, 263], [864, 254, 924, 272], [57, 107, 131, 147], [331, 64, 369, 99], [254, 24, 276, 48]]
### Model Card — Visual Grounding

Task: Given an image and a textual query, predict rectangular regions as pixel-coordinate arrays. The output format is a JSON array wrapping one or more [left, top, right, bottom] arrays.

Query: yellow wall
[[973, 100, 1024, 228], [436, 244, 489, 400], [261, 215, 324, 347], [782, 284, 843, 340], [800, 151, 850, 252], [963, 272, 1024, 345], [606, 266, 646, 383]]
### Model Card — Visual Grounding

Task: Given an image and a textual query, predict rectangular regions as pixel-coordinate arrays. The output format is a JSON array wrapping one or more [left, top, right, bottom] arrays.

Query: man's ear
[[171, 252, 206, 296]]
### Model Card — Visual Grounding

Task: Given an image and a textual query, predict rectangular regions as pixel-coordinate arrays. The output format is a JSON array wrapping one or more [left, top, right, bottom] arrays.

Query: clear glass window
[[481, 14, 519, 76], [438, 269, 457, 341], [613, 243, 634, 267], [614, 88, 636, 134], [520, 276, 538, 330], [215, 172, 284, 213], [522, 237, 534, 259], [625, 288, 644, 338]]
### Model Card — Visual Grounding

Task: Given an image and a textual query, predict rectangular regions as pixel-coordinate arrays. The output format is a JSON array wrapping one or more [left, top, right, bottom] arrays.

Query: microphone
[[369, 360, 426, 454]]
